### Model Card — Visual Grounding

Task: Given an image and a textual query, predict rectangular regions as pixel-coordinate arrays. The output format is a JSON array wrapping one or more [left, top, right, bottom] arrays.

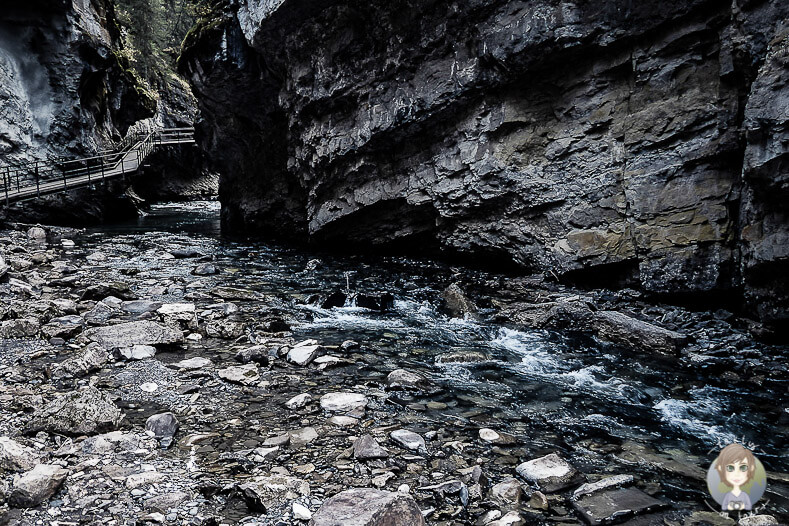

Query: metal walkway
[[0, 127, 195, 205]]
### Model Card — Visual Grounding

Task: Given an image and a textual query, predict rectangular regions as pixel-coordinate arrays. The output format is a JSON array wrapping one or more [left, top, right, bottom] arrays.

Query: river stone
[[571, 487, 666, 525], [144, 491, 189, 513], [26, 227, 46, 242], [83, 302, 116, 325], [121, 299, 163, 314], [488, 511, 525, 526], [389, 429, 426, 454], [287, 344, 322, 366], [192, 263, 218, 275], [285, 393, 312, 409], [0, 438, 39, 472], [738, 516, 779, 526], [353, 434, 389, 460], [293, 502, 313, 520], [235, 344, 271, 365], [126, 471, 167, 489], [170, 247, 203, 259], [9, 464, 69, 508], [81, 320, 183, 348], [239, 474, 310, 512], [289, 427, 319, 448], [174, 357, 212, 370], [0, 318, 39, 339], [81, 282, 135, 301], [218, 363, 260, 384], [146, 413, 180, 448], [479, 428, 517, 445], [386, 369, 432, 391], [490, 478, 523, 505], [119, 345, 157, 360], [309, 488, 425, 526], [442, 283, 478, 318], [515, 453, 583, 492], [595, 311, 687, 354], [26, 386, 122, 436], [320, 392, 368, 412], [572, 474, 634, 500], [51, 343, 109, 379]]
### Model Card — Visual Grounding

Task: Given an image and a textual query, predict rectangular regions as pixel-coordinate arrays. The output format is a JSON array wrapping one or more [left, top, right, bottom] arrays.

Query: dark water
[[83, 201, 789, 519]]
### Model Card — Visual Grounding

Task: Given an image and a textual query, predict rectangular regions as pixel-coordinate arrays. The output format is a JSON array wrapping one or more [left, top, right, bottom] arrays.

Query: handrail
[[0, 127, 194, 206]]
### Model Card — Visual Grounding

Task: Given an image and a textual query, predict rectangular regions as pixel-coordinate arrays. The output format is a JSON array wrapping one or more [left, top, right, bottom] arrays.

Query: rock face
[[309, 488, 425, 526], [183, 0, 789, 328]]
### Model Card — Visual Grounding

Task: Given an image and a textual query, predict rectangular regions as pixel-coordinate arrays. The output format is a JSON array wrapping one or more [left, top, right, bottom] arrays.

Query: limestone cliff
[[183, 0, 789, 326]]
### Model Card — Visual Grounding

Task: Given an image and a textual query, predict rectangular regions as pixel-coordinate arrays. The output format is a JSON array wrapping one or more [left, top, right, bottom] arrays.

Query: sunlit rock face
[[182, 0, 789, 325]]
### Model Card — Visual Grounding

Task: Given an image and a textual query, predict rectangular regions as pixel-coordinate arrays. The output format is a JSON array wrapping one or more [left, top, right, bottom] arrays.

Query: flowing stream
[[77, 201, 788, 521]]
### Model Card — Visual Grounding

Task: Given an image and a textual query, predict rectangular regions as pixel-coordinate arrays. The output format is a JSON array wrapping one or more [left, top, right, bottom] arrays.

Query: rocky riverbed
[[0, 202, 787, 526]]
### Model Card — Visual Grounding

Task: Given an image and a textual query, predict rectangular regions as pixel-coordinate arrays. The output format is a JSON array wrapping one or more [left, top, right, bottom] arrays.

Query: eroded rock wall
[[183, 0, 789, 325]]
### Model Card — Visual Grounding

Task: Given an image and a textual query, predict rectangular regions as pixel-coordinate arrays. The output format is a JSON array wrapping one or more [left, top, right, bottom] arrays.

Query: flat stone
[[320, 392, 368, 412], [144, 491, 189, 513], [8, 464, 69, 508], [126, 471, 167, 489], [287, 344, 322, 366], [218, 364, 260, 385], [389, 429, 426, 454], [285, 393, 312, 410], [738, 516, 779, 526], [26, 386, 122, 436], [353, 434, 389, 460], [327, 416, 359, 427], [571, 487, 666, 525], [252, 446, 280, 461], [435, 350, 489, 364], [488, 511, 525, 526], [515, 453, 583, 492], [157, 303, 196, 315], [0, 438, 39, 472], [121, 300, 162, 315], [174, 357, 212, 370], [310, 488, 425, 526], [263, 433, 290, 447], [81, 320, 183, 348], [386, 369, 432, 391], [238, 474, 310, 512], [289, 427, 318, 448], [572, 474, 634, 500], [192, 263, 219, 276]]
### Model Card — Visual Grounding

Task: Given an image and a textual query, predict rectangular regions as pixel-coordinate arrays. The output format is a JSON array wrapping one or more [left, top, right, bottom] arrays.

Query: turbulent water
[[76, 201, 788, 520]]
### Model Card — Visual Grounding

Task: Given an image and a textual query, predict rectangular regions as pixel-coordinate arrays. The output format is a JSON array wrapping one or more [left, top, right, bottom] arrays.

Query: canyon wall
[[184, 0, 788, 325]]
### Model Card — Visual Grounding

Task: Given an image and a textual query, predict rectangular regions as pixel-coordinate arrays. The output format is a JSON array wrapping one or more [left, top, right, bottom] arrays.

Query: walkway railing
[[0, 127, 194, 206]]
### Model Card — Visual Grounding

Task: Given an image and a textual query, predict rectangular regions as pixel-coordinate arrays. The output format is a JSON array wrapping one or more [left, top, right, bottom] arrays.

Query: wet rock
[[572, 474, 634, 500], [321, 291, 347, 309], [26, 386, 122, 436], [386, 369, 432, 391], [205, 319, 245, 339], [353, 434, 389, 460], [218, 363, 260, 385], [488, 511, 524, 526], [327, 416, 359, 427], [340, 340, 361, 351], [51, 343, 109, 379], [41, 314, 85, 339], [238, 474, 310, 512], [442, 283, 478, 318], [192, 263, 219, 275], [173, 357, 212, 370], [146, 412, 180, 448], [515, 453, 584, 492], [8, 464, 68, 508], [0, 438, 39, 472], [170, 248, 203, 259], [310, 488, 425, 526], [285, 393, 312, 410], [211, 286, 258, 301], [355, 292, 395, 311], [81, 320, 183, 348], [118, 345, 157, 360], [528, 490, 548, 510], [144, 491, 189, 513], [81, 282, 136, 301], [289, 427, 319, 448], [122, 299, 163, 315], [0, 318, 39, 339], [287, 342, 322, 366], [235, 344, 272, 365], [436, 350, 489, 364], [571, 487, 666, 525], [595, 311, 688, 354], [489, 478, 523, 506], [479, 428, 516, 445], [389, 429, 426, 454], [320, 392, 368, 412], [26, 227, 46, 243]]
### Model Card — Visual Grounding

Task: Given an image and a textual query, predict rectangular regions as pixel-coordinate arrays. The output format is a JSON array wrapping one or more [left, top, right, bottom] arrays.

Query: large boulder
[[310, 488, 425, 526], [80, 320, 183, 349], [8, 464, 69, 508], [25, 386, 122, 436]]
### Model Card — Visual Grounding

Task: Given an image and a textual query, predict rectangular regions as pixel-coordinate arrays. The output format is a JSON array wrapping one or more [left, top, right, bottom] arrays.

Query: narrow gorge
[[0, 1, 787, 525]]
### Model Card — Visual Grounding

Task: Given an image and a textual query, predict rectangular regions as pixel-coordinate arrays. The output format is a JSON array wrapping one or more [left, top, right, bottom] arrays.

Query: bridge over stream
[[0, 127, 195, 205]]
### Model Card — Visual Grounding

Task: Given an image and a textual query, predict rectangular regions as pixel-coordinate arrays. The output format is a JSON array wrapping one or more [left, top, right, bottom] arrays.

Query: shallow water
[[81, 201, 789, 519]]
